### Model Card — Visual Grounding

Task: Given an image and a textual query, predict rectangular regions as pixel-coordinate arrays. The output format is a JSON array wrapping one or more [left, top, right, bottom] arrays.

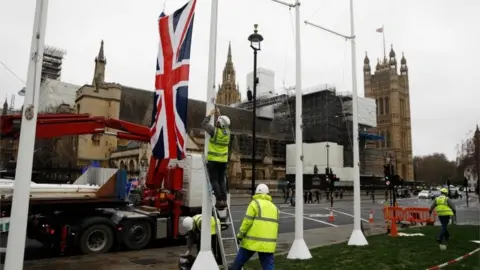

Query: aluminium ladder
[[201, 155, 240, 269]]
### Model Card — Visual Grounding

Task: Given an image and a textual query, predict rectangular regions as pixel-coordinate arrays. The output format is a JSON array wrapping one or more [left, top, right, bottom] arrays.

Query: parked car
[[430, 190, 441, 200], [418, 190, 431, 199], [449, 188, 462, 199]]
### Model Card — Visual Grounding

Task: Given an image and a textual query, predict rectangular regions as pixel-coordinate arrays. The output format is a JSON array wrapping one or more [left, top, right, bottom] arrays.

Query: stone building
[[74, 41, 286, 187], [216, 43, 241, 106], [363, 46, 414, 180]]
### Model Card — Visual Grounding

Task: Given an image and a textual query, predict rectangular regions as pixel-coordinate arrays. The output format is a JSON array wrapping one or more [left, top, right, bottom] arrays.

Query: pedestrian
[[308, 190, 313, 204], [202, 108, 231, 209], [284, 188, 290, 204], [429, 187, 456, 249], [304, 190, 308, 204], [314, 190, 320, 203], [231, 184, 279, 270], [182, 214, 222, 265]]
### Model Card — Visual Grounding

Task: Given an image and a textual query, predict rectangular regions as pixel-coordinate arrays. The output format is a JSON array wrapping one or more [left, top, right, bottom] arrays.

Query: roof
[[118, 86, 282, 136], [38, 79, 80, 112]]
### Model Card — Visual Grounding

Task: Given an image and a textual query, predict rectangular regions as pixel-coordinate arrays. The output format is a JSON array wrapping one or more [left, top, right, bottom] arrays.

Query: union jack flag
[[151, 0, 197, 160]]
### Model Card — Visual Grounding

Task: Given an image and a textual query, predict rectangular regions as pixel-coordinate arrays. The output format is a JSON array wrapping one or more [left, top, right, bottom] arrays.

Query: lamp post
[[248, 24, 263, 196]]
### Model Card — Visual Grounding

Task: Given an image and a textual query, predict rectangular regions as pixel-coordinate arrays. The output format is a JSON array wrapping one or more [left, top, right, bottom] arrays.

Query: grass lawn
[[245, 225, 480, 270]]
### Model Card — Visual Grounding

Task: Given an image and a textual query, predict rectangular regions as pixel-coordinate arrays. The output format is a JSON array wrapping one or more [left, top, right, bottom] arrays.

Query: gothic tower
[[216, 42, 241, 105], [364, 45, 414, 181]]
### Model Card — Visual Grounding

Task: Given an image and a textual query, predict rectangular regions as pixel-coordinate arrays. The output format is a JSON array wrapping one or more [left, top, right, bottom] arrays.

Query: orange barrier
[[383, 206, 404, 223], [383, 206, 436, 225], [403, 207, 436, 225]]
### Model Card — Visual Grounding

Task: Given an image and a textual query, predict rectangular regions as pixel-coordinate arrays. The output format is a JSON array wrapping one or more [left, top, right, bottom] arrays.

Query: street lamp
[[247, 24, 263, 195]]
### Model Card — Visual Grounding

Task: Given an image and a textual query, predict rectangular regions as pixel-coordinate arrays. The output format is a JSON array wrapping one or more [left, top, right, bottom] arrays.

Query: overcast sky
[[1, 0, 479, 161]]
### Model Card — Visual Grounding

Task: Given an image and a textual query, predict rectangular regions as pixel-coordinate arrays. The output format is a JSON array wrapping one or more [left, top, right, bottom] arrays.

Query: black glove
[[236, 236, 242, 245]]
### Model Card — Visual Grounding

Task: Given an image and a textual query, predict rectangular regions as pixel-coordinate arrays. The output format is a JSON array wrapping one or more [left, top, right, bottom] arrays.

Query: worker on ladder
[[231, 184, 279, 270], [182, 214, 222, 265], [202, 108, 231, 210]]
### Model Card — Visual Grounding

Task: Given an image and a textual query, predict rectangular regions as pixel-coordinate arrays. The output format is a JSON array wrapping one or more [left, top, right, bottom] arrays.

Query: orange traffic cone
[[329, 209, 335, 222], [389, 218, 398, 237], [369, 211, 374, 224]]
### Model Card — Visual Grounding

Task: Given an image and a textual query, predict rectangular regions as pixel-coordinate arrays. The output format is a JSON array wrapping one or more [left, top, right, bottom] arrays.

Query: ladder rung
[[221, 221, 232, 225], [225, 253, 238, 257], [222, 237, 236, 241]]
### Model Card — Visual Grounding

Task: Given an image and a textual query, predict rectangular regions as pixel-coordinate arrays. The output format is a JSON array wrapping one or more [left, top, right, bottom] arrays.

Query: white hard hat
[[217, 115, 231, 128], [255, 184, 269, 194], [182, 217, 194, 231]]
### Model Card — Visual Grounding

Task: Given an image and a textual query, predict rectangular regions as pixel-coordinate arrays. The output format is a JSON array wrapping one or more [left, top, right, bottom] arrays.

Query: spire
[[95, 40, 106, 63], [389, 44, 396, 58], [2, 98, 8, 115], [475, 125, 480, 136], [400, 52, 408, 74], [93, 40, 106, 87], [227, 41, 232, 63], [363, 52, 371, 73]]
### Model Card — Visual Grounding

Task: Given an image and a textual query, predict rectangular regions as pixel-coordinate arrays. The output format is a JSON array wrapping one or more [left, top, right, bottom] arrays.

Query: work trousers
[[437, 215, 450, 243], [207, 161, 227, 201], [189, 231, 222, 265], [231, 247, 274, 270]]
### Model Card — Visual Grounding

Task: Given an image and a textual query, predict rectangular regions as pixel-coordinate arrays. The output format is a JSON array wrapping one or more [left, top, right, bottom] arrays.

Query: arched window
[[384, 97, 390, 114], [379, 99, 384, 115], [386, 130, 391, 147]]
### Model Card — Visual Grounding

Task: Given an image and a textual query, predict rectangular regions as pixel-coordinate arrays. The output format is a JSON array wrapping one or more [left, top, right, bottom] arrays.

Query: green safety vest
[[192, 214, 219, 235], [207, 127, 230, 163], [238, 194, 279, 253], [435, 195, 454, 216]]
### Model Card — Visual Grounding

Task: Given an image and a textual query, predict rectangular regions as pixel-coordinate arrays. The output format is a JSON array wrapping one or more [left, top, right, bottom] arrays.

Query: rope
[[0, 60, 26, 85]]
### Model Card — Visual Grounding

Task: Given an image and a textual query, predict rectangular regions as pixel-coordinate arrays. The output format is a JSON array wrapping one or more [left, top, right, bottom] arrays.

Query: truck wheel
[[122, 220, 152, 250], [79, 224, 114, 254]]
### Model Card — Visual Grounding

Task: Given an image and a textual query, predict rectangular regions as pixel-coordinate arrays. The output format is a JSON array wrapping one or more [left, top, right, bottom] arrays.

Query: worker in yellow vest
[[202, 108, 231, 209], [182, 214, 222, 264], [429, 188, 456, 246], [231, 184, 279, 270]]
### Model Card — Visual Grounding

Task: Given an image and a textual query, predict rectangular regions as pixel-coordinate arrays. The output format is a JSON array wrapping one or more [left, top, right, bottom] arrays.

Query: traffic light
[[325, 167, 329, 176], [384, 164, 391, 180], [464, 177, 468, 187], [329, 168, 333, 175]]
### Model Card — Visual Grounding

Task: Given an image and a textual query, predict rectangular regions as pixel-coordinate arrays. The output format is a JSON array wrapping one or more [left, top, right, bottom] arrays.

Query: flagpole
[[4, 1, 49, 269], [347, 0, 368, 246], [192, 0, 219, 268], [382, 24, 386, 59], [288, 0, 312, 260]]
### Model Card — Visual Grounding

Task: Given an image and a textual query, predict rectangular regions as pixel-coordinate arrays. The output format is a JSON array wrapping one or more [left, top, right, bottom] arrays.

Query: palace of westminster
[[0, 41, 416, 188]]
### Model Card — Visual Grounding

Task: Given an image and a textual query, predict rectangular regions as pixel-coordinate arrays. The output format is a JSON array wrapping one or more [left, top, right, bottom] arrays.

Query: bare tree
[[455, 132, 477, 179], [413, 153, 456, 185], [33, 104, 77, 169]]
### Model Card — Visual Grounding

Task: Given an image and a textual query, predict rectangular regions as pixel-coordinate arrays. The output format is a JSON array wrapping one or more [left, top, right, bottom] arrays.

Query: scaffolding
[[42, 45, 66, 81]]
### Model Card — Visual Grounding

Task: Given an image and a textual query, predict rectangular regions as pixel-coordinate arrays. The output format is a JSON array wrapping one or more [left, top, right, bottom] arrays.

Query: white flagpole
[[192, 0, 219, 268], [287, 0, 312, 260], [382, 24, 386, 59], [4, 1, 49, 269], [347, 0, 368, 246]]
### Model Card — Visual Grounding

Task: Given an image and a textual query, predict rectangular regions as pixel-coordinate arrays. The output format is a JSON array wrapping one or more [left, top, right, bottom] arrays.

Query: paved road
[[1, 195, 478, 263]]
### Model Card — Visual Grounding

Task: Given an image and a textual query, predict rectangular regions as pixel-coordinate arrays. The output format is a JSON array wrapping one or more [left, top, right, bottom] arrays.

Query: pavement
[[1, 195, 478, 269]]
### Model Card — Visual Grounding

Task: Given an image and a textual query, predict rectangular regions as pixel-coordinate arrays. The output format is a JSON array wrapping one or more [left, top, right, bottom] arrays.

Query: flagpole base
[[191, 250, 219, 270], [347, 229, 368, 246], [287, 238, 312, 260]]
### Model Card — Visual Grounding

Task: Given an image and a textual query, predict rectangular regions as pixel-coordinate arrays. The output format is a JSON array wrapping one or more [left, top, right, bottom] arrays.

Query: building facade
[[364, 46, 414, 181]]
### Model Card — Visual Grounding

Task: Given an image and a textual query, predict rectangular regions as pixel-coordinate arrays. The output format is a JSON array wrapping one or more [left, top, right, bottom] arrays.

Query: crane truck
[[0, 113, 209, 255]]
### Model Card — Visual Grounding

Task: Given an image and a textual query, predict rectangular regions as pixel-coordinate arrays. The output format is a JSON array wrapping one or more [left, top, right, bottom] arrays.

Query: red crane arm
[[0, 113, 171, 192], [0, 113, 151, 141]]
